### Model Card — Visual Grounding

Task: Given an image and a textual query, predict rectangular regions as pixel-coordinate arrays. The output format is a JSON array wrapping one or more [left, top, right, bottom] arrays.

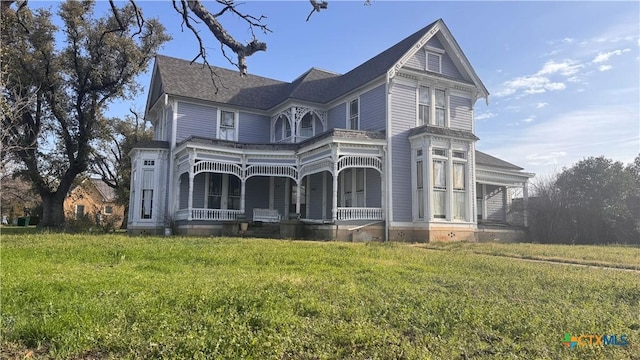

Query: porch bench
[[253, 208, 281, 223]]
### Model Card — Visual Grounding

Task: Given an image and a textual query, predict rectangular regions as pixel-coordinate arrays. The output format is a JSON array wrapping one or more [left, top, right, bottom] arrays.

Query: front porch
[[170, 129, 387, 229]]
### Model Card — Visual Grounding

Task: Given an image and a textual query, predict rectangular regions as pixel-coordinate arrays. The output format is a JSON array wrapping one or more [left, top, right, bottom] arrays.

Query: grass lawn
[[1, 234, 639, 359]]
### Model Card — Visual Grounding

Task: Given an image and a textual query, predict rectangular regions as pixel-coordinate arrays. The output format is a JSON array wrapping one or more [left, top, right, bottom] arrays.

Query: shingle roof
[[475, 150, 524, 170], [408, 125, 479, 141], [90, 178, 117, 202], [150, 20, 441, 111]]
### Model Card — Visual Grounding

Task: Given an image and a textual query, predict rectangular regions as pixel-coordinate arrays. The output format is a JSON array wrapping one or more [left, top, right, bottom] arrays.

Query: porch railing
[[175, 208, 243, 221], [337, 207, 383, 221]]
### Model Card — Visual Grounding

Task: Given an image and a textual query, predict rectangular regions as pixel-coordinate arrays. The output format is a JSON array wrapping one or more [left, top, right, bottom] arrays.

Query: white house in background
[[128, 18, 534, 241]]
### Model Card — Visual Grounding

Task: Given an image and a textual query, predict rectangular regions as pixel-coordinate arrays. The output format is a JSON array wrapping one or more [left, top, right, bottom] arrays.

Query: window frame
[[347, 98, 359, 130], [218, 109, 238, 141], [418, 86, 430, 126], [299, 112, 314, 139], [426, 50, 442, 74], [431, 148, 448, 219], [75, 204, 85, 219], [103, 205, 113, 215], [339, 168, 366, 207]]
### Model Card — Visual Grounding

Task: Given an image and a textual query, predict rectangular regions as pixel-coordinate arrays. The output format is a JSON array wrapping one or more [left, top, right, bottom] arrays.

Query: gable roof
[[146, 19, 486, 112], [475, 150, 524, 171], [90, 178, 117, 202]]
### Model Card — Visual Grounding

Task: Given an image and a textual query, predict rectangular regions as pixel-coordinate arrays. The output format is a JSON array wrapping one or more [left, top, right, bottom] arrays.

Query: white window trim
[[339, 168, 366, 207], [347, 98, 360, 130], [217, 109, 239, 141], [103, 205, 113, 215], [425, 49, 443, 74], [416, 84, 449, 128]]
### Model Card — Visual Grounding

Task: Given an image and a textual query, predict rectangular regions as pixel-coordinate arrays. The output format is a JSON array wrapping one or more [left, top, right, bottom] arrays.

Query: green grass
[[421, 241, 640, 270], [1, 235, 639, 359]]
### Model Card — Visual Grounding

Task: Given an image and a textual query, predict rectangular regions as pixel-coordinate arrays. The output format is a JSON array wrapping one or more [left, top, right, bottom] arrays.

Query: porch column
[[322, 171, 327, 220], [269, 176, 275, 209], [295, 179, 301, 215], [187, 172, 194, 221], [332, 171, 338, 222], [523, 181, 529, 227], [240, 179, 246, 213]]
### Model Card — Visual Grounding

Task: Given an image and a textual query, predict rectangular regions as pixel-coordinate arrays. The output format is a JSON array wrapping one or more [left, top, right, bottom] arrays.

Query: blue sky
[[46, 1, 640, 178]]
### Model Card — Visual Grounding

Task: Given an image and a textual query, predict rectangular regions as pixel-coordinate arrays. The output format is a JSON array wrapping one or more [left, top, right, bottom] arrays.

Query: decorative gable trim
[[386, 19, 489, 104]]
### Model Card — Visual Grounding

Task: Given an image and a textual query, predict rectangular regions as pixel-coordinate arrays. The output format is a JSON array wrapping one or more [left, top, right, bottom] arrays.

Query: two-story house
[[128, 18, 534, 241]]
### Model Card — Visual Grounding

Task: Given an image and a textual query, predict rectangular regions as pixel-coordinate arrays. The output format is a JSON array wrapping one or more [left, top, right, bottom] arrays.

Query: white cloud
[[598, 65, 613, 72], [496, 75, 566, 97], [592, 48, 631, 63], [536, 102, 548, 109], [522, 116, 535, 123], [562, 38, 574, 44], [537, 60, 583, 76], [477, 105, 640, 177], [475, 112, 497, 121]]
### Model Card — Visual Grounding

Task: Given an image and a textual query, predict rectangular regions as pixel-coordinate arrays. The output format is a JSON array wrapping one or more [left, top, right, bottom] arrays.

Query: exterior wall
[[245, 176, 270, 218], [359, 84, 386, 131], [239, 112, 271, 143], [307, 172, 324, 219], [327, 103, 346, 130], [176, 101, 217, 143], [485, 184, 506, 222], [449, 95, 473, 131], [365, 168, 382, 207], [192, 173, 207, 208], [179, 173, 188, 209], [390, 83, 416, 222], [165, 107, 173, 143]]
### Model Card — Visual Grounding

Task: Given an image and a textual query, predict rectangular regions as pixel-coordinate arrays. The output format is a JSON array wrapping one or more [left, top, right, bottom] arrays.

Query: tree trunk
[[39, 192, 67, 228], [120, 207, 129, 229]]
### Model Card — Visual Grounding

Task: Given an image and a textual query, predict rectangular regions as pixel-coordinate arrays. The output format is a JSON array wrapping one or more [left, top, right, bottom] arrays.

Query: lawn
[[1, 234, 639, 359]]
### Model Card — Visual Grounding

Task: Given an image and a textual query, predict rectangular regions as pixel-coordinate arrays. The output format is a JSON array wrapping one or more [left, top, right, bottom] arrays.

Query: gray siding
[[274, 177, 286, 217], [166, 107, 173, 143], [327, 103, 346, 130], [176, 102, 217, 143], [360, 84, 386, 131], [441, 52, 463, 81], [179, 173, 189, 209], [485, 185, 505, 222], [366, 168, 382, 207], [326, 172, 333, 219], [192, 173, 206, 208], [307, 173, 324, 219], [239, 112, 270, 143], [390, 83, 416, 222], [245, 176, 270, 218], [449, 95, 472, 131]]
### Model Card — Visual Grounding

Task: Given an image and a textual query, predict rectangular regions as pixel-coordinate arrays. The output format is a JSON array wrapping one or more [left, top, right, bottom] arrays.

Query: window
[[284, 117, 292, 139], [427, 51, 442, 73], [435, 89, 446, 127], [432, 159, 446, 219], [103, 205, 113, 215], [418, 86, 430, 126], [143, 160, 155, 166], [432, 148, 446, 157], [340, 168, 365, 207], [453, 163, 466, 220], [141, 169, 154, 219], [75, 205, 85, 219], [207, 174, 241, 210], [300, 113, 313, 138], [453, 151, 466, 159], [416, 150, 424, 219], [348, 99, 359, 130], [219, 110, 236, 141]]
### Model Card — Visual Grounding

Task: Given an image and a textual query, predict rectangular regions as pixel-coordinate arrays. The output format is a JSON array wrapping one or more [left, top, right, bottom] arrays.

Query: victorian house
[[128, 19, 534, 241]]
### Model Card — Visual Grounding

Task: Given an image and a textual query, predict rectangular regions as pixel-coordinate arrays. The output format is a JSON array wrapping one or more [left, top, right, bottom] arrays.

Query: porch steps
[[240, 222, 281, 239]]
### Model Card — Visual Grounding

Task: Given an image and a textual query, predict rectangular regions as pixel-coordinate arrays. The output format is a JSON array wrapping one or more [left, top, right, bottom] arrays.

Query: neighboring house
[[65, 178, 124, 228], [128, 18, 534, 241]]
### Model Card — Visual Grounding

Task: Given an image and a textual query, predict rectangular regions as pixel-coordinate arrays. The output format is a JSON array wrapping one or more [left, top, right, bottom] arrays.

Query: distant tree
[[527, 155, 640, 244], [91, 110, 153, 229], [1, 0, 170, 228]]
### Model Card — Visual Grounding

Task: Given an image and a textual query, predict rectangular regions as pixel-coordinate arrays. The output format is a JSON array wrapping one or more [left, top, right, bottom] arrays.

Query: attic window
[[427, 51, 442, 73]]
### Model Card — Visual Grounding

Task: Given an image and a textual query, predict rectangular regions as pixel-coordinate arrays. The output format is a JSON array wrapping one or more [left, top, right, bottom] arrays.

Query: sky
[[40, 1, 640, 178]]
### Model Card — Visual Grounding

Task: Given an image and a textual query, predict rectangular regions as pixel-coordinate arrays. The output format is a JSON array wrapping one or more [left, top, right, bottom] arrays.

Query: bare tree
[[1, 0, 170, 228]]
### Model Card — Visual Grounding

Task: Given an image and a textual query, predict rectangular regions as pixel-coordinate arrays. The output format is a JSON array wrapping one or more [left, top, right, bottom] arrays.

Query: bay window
[[416, 149, 424, 219]]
